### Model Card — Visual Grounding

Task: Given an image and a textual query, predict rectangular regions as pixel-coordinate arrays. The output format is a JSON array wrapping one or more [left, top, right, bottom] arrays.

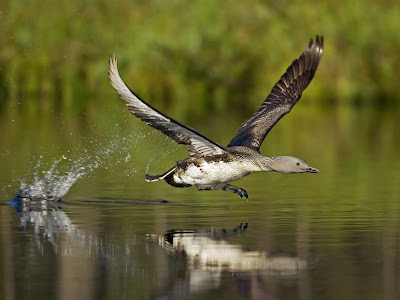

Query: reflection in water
[[5, 199, 105, 299], [5, 200, 314, 300], [148, 224, 314, 299], [7, 198, 85, 254], [8, 198, 65, 228]]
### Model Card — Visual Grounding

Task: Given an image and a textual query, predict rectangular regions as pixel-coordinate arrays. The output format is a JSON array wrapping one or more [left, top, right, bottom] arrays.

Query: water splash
[[8, 125, 181, 201], [15, 138, 134, 201], [16, 156, 88, 200]]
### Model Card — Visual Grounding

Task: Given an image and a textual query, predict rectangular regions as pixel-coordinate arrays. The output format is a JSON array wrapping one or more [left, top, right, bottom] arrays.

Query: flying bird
[[109, 36, 323, 199]]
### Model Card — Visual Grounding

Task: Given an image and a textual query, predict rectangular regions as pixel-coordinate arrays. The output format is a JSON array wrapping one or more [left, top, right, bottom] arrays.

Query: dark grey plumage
[[228, 36, 324, 151]]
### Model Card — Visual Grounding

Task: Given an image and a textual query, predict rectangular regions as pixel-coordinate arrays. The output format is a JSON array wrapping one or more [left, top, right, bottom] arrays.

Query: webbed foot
[[225, 186, 248, 199], [233, 187, 248, 199]]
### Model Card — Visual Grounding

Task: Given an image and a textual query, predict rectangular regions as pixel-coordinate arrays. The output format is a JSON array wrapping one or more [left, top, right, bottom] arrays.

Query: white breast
[[173, 160, 261, 186]]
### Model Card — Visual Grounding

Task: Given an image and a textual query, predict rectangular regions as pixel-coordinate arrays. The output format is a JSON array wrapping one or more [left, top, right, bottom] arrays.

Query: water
[[14, 140, 132, 201], [1, 102, 400, 299]]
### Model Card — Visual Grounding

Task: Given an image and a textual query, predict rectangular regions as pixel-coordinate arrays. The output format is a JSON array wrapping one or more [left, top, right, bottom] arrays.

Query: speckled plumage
[[109, 36, 324, 198]]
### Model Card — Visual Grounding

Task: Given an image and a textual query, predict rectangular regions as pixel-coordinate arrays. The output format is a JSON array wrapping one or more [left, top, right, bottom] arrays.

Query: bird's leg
[[145, 165, 177, 182], [198, 184, 248, 199], [220, 184, 248, 199]]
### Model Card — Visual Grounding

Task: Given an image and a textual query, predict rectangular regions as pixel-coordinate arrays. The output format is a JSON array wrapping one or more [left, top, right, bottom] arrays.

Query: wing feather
[[228, 36, 324, 151], [108, 55, 226, 158]]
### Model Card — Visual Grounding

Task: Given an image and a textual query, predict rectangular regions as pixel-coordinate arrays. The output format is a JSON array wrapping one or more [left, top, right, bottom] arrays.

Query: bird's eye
[[296, 162, 300, 166]]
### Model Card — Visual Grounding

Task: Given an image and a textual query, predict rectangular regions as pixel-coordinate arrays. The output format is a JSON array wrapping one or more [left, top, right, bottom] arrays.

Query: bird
[[109, 35, 323, 199]]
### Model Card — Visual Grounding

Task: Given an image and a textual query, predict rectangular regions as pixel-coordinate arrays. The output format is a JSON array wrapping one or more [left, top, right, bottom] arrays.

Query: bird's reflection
[[6, 198, 315, 299], [148, 223, 315, 299]]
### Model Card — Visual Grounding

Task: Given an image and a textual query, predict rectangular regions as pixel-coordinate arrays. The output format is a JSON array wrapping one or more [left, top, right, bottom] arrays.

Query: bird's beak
[[306, 167, 320, 173]]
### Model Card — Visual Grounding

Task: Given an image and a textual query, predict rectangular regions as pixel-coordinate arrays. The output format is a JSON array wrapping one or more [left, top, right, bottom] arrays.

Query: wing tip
[[308, 35, 324, 54], [108, 53, 119, 81]]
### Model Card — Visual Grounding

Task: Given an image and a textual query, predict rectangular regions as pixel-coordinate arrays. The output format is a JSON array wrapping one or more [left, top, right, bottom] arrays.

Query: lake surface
[[1, 100, 400, 300]]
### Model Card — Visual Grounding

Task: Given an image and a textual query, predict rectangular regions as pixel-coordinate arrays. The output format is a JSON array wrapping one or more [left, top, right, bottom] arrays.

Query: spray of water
[[17, 156, 87, 200], [15, 138, 134, 201], [7, 114, 183, 201]]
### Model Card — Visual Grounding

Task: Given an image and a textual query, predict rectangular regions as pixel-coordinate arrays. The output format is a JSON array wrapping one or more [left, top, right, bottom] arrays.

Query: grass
[[1, 0, 400, 118]]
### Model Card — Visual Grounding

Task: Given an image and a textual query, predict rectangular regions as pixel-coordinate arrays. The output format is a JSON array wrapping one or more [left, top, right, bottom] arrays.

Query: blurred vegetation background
[[0, 0, 399, 119]]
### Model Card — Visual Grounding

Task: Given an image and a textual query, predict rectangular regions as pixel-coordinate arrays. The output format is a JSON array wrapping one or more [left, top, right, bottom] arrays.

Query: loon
[[109, 36, 323, 199]]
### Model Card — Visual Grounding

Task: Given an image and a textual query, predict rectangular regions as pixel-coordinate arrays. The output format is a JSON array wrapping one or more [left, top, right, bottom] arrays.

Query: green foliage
[[1, 0, 399, 118]]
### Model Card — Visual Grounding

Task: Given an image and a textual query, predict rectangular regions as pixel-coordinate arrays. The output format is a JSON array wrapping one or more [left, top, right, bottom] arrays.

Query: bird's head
[[268, 156, 320, 174]]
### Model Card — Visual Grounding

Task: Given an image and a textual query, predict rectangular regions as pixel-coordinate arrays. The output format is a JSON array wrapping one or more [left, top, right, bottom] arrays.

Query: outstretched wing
[[228, 36, 324, 151], [109, 55, 226, 158]]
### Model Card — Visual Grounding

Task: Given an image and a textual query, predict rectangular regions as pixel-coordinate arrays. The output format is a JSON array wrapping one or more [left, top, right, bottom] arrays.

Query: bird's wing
[[227, 36, 324, 151], [109, 55, 226, 158]]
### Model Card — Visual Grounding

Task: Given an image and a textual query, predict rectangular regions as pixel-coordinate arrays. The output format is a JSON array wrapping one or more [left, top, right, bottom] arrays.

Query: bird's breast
[[172, 160, 260, 186]]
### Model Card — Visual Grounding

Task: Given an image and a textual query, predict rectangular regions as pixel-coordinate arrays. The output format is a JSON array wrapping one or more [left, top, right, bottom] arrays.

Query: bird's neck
[[258, 156, 286, 172]]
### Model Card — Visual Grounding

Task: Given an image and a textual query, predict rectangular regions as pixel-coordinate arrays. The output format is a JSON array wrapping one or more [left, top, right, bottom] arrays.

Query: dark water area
[[1, 101, 400, 300]]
